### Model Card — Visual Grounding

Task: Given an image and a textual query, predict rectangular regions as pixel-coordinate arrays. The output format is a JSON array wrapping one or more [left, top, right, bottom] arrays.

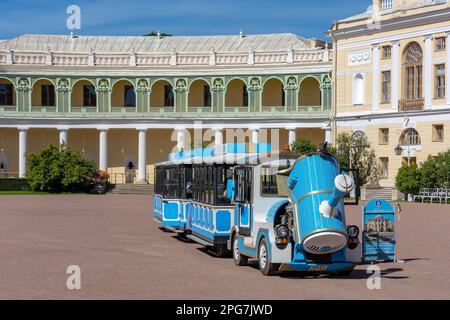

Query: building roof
[[0, 33, 312, 53]]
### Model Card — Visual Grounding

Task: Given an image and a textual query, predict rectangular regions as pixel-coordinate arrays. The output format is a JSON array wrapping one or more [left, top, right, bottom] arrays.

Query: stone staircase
[[107, 184, 154, 195], [361, 187, 395, 201]]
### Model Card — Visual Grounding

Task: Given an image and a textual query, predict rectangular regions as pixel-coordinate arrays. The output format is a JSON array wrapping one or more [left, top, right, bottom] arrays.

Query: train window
[[165, 167, 180, 199], [207, 166, 214, 205], [179, 166, 186, 199], [234, 167, 252, 203], [154, 167, 164, 195], [261, 166, 286, 197], [216, 166, 231, 206]]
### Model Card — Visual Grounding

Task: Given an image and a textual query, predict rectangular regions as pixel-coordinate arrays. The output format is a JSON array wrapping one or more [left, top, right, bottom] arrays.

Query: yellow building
[[330, 0, 450, 199]]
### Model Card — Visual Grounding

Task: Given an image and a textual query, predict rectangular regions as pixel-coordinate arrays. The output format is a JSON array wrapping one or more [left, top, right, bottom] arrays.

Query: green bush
[[26, 144, 96, 193], [420, 151, 450, 189], [291, 138, 317, 155], [0, 178, 31, 191], [396, 164, 422, 195]]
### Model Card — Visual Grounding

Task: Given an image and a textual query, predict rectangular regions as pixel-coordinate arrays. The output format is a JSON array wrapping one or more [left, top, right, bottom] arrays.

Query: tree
[[290, 138, 317, 155], [26, 144, 96, 193], [396, 164, 422, 196], [143, 31, 173, 37], [335, 131, 379, 186], [420, 150, 450, 189]]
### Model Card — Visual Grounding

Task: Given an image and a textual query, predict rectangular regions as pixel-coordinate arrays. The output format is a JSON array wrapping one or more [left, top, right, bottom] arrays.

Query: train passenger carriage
[[153, 143, 250, 256]]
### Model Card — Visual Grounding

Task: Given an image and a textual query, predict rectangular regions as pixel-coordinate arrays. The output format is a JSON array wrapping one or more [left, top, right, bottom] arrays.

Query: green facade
[[0, 74, 332, 118]]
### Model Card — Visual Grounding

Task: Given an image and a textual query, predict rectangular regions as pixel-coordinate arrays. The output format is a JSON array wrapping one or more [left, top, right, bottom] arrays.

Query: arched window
[[0, 78, 15, 106], [262, 78, 285, 107], [299, 77, 321, 106], [225, 79, 248, 107], [400, 128, 421, 146], [404, 43, 423, 100], [188, 79, 211, 108], [32, 79, 55, 107], [353, 73, 364, 105], [150, 80, 174, 108], [111, 80, 135, 108], [71, 79, 96, 108]]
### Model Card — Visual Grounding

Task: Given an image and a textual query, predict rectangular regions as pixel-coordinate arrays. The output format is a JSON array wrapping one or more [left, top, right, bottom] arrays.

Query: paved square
[[0, 195, 449, 299]]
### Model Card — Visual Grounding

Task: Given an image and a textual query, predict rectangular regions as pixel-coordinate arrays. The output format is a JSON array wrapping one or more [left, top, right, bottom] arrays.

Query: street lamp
[[394, 145, 403, 156], [394, 144, 411, 166]]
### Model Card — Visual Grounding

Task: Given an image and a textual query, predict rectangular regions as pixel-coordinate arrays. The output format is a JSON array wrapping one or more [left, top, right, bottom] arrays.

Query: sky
[[0, 0, 370, 41]]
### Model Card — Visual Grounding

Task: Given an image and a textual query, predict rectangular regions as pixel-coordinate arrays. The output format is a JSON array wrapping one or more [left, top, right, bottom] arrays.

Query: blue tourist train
[[153, 143, 362, 275]]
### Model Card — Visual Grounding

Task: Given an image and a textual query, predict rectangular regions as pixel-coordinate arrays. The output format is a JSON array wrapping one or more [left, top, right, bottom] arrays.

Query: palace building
[[330, 0, 450, 198], [0, 33, 332, 185], [2, 0, 450, 198]]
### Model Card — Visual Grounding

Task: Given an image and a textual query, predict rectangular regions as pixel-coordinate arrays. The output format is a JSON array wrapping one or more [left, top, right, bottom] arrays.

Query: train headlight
[[275, 225, 289, 238], [347, 225, 359, 238]]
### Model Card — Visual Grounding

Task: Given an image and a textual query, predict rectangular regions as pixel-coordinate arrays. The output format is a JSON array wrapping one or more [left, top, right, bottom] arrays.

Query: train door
[[234, 167, 252, 236]]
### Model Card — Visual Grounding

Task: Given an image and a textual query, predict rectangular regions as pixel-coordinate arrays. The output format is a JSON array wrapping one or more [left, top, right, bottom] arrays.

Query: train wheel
[[258, 238, 276, 276], [232, 236, 248, 266]]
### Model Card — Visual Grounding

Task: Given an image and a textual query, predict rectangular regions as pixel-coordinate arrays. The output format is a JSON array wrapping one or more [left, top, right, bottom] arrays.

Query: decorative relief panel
[[95, 55, 130, 66], [293, 50, 324, 63], [216, 53, 248, 65], [348, 49, 371, 66], [136, 55, 171, 66], [254, 52, 287, 64], [53, 54, 88, 66], [177, 54, 209, 65], [13, 53, 46, 65]]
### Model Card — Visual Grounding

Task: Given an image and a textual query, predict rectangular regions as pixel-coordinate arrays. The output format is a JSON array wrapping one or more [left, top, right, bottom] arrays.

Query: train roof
[[155, 144, 302, 167]]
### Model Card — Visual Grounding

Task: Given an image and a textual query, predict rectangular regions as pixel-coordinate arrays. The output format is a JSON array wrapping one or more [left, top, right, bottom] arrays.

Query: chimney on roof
[[239, 29, 246, 39], [157, 31, 162, 40]]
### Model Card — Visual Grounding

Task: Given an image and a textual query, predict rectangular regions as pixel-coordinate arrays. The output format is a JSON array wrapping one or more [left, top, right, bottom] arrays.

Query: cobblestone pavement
[[0, 195, 449, 299]]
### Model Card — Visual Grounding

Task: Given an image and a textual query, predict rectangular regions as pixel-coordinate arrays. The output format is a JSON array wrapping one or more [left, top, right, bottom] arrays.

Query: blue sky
[[0, 0, 370, 40]]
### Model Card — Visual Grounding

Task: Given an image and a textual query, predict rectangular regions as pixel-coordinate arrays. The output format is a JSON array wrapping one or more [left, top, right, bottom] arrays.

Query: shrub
[[420, 151, 450, 189], [0, 178, 31, 191], [26, 144, 96, 193], [291, 138, 317, 155], [395, 164, 422, 195]]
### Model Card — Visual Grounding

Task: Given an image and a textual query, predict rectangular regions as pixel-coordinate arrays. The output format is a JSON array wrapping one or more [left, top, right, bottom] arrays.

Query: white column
[[98, 129, 108, 172], [58, 128, 68, 147], [137, 129, 147, 183], [391, 41, 400, 111], [287, 127, 297, 150], [213, 128, 224, 146], [372, 44, 380, 111], [447, 32, 450, 106], [322, 122, 333, 144], [18, 128, 28, 178], [251, 128, 259, 145], [424, 35, 433, 109], [176, 129, 186, 151], [325, 129, 332, 144]]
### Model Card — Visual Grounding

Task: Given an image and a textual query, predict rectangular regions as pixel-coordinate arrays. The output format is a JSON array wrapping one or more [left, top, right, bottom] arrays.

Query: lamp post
[[395, 144, 411, 166]]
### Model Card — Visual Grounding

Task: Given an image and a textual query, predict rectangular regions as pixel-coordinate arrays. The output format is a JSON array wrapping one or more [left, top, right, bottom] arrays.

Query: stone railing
[[398, 98, 425, 111], [0, 48, 330, 67]]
